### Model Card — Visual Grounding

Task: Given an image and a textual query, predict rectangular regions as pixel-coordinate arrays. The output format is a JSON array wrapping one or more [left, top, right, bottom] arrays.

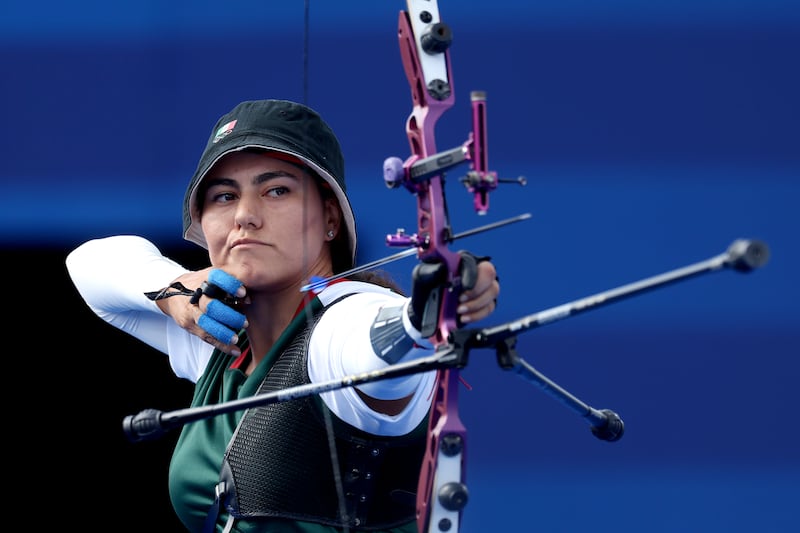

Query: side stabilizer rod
[[475, 239, 769, 345]]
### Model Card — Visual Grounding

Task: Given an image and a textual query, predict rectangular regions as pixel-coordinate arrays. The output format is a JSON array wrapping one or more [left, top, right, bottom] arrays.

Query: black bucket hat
[[182, 99, 357, 267]]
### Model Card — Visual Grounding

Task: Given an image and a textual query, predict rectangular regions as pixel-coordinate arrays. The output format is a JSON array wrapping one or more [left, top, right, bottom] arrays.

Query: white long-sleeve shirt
[[66, 235, 436, 436]]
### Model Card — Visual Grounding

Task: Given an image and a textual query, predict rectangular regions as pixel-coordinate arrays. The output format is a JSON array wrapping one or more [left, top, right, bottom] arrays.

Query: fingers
[[457, 261, 499, 324], [198, 314, 238, 345], [457, 292, 497, 323], [190, 269, 249, 355], [192, 269, 247, 306], [206, 299, 247, 330], [208, 269, 245, 297], [197, 299, 248, 350]]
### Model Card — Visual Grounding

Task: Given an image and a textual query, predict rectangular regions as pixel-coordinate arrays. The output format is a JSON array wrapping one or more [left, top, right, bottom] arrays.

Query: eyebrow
[[204, 169, 302, 190]]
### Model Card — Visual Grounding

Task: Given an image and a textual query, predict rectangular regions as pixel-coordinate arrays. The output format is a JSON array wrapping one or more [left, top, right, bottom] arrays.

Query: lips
[[231, 238, 266, 249]]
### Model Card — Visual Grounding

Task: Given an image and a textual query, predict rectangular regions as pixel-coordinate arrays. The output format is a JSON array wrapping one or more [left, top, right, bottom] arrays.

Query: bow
[[383, 2, 475, 531], [378, 3, 770, 533], [383, 1, 540, 529]]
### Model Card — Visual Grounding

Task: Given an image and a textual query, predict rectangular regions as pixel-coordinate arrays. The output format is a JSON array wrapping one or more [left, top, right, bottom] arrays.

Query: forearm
[[342, 298, 434, 399], [66, 235, 190, 351], [311, 286, 435, 406], [309, 287, 436, 435]]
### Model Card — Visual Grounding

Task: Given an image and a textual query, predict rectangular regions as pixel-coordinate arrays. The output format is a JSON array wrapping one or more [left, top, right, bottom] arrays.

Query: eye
[[210, 190, 237, 204], [265, 185, 290, 198]]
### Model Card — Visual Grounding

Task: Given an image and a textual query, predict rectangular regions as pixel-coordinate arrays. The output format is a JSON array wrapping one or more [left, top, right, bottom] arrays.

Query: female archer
[[66, 99, 500, 532]]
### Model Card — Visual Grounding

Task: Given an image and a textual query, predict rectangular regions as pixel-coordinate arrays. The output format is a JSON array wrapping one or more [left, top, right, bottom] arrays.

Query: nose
[[234, 194, 262, 229]]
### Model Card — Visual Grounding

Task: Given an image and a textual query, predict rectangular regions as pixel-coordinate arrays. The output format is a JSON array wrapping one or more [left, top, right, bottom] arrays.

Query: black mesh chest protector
[[219, 301, 427, 530]]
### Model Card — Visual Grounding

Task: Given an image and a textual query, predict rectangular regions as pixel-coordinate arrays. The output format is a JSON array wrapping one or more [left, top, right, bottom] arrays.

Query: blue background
[[3, 1, 798, 531]]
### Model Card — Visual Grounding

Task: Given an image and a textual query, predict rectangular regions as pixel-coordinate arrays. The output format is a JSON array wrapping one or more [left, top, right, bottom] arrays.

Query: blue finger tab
[[208, 269, 243, 295], [206, 299, 246, 330], [198, 314, 236, 344]]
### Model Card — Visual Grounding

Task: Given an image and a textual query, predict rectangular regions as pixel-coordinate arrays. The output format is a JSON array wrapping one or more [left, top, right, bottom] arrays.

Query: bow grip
[[457, 250, 480, 292], [408, 251, 485, 338], [408, 261, 447, 337]]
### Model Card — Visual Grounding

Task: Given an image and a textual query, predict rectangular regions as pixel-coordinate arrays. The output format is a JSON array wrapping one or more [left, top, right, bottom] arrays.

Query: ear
[[324, 197, 342, 237]]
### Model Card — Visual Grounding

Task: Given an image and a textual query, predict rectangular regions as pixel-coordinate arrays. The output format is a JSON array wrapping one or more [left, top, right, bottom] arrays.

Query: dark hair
[[351, 270, 405, 295], [313, 178, 403, 291]]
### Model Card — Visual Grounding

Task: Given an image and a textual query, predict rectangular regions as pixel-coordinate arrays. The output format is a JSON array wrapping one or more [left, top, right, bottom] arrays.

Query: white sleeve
[[308, 283, 437, 437], [65, 235, 213, 382]]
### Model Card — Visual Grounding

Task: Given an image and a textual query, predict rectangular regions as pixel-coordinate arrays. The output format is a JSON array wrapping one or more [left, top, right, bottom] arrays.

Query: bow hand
[[408, 251, 497, 337]]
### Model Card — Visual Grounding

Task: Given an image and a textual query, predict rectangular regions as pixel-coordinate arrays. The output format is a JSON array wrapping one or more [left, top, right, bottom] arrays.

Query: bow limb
[[396, 3, 468, 532]]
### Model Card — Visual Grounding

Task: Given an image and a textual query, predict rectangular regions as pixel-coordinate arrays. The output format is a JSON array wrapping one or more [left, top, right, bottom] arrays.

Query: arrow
[[301, 212, 532, 292]]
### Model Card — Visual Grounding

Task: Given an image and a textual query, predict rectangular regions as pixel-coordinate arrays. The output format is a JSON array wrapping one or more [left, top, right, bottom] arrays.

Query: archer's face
[[199, 151, 338, 292]]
